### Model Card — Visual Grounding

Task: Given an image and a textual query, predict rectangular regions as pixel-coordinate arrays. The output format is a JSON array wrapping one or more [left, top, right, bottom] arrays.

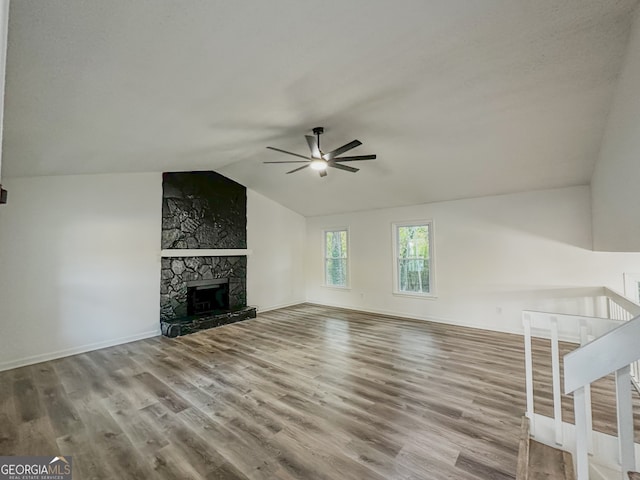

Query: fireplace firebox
[[187, 278, 229, 316]]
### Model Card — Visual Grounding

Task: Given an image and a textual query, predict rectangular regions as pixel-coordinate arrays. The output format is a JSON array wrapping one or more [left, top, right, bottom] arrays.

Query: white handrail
[[523, 310, 623, 341], [604, 287, 640, 317], [564, 314, 640, 394]]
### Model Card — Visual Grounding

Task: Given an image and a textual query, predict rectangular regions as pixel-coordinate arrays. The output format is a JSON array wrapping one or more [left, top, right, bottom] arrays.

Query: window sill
[[392, 291, 438, 300]]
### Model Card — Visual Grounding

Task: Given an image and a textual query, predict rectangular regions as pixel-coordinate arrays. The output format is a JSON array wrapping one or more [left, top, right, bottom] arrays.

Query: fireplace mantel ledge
[[161, 249, 252, 258]]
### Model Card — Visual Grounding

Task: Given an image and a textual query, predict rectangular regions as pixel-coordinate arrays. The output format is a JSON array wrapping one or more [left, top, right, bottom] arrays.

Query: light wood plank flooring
[[0, 304, 636, 479]]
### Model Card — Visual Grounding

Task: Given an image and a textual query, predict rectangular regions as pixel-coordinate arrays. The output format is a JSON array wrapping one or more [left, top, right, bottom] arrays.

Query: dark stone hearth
[[160, 306, 257, 338], [160, 256, 246, 322], [162, 171, 247, 250]]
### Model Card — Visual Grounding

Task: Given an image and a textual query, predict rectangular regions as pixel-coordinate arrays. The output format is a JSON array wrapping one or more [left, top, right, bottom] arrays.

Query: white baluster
[[523, 313, 535, 436], [574, 386, 589, 480], [584, 383, 593, 456], [579, 323, 593, 454], [550, 317, 563, 445], [616, 365, 635, 477], [633, 360, 640, 389]]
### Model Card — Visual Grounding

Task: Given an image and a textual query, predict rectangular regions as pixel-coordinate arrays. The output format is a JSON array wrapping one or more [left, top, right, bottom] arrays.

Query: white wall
[[247, 189, 306, 311], [0, 174, 306, 370], [306, 186, 640, 335], [0, 173, 163, 370], [591, 10, 640, 252]]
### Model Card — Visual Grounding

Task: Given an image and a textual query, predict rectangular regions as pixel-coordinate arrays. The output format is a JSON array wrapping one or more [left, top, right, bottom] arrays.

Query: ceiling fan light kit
[[264, 127, 377, 178], [310, 159, 327, 171]]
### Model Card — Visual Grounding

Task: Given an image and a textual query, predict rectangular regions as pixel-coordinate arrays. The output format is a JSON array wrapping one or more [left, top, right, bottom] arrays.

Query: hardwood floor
[[0, 304, 635, 479]]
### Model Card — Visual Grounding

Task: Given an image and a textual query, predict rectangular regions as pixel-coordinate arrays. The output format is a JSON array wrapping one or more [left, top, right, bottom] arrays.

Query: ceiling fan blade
[[286, 164, 310, 174], [305, 135, 321, 158], [333, 155, 377, 162], [323, 140, 362, 160], [329, 162, 359, 173], [266, 146, 309, 160], [319, 170, 327, 178], [263, 161, 309, 164]]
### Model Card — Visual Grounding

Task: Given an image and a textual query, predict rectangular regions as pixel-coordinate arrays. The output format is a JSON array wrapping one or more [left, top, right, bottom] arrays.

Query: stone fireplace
[[160, 255, 246, 320], [159, 171, 256, 337]]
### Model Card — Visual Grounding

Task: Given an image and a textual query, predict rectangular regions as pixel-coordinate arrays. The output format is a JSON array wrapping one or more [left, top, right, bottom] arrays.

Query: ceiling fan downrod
[[312, 127, 324, 153]]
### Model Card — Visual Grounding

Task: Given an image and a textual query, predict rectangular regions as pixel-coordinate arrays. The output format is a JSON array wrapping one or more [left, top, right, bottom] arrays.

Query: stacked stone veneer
[[160, 256, 246, 321], [160, 171, 248, 323], [161, 171, 246, 249]]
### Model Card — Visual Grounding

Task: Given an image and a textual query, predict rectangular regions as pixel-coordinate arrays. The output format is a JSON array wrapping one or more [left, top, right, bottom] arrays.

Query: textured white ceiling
[[2, 0, 638, 216]]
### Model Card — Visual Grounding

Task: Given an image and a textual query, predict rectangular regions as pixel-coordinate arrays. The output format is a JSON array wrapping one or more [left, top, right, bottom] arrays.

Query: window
[[393, 221, 433, 295], [324, 229, 349, 287]]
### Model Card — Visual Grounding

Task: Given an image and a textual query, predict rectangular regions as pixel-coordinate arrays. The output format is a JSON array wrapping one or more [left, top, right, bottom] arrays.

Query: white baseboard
[[303, 300, 524, 337], [0, 329, 161, 372], [256, 300, 306, 314], [0, 301, 306, 372]]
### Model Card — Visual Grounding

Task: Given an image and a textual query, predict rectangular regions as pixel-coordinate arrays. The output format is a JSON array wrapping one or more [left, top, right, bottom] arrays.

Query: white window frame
[[392, 220, 436, 298], [323, 227, 350, 289]]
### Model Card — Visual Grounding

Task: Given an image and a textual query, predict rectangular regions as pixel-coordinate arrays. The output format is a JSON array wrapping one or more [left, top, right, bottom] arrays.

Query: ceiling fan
[[264, 127, 376, 178]]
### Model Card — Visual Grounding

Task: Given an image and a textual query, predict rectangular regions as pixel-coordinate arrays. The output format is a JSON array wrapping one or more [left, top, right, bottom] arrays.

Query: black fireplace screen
[[186, 279, 230, 316]]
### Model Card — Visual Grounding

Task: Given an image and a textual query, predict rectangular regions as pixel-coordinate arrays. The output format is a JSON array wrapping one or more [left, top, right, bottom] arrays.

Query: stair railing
[[522, 311, 621, 445], [604, 288, 640, 391], [522, 287, 640, 479], [564, 314, 640, 479]]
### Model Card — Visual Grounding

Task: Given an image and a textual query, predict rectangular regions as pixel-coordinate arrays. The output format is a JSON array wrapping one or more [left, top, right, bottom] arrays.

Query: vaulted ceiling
[[2, 0, 638, 216]]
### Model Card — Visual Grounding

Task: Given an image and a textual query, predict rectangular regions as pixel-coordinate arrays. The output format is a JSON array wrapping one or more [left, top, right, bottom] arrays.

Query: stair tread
[[528, 440, 575, 480]]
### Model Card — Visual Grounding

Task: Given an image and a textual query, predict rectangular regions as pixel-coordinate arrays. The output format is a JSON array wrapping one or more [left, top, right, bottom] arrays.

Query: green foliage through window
[[325, 230, 348, 287], [396, 224, 430, 294]]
